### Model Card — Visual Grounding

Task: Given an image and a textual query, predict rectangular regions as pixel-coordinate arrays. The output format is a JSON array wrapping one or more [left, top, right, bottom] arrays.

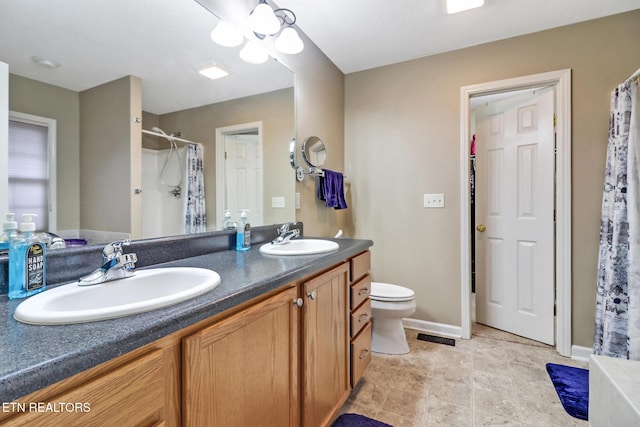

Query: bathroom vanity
[[0, 228, 372, 426]]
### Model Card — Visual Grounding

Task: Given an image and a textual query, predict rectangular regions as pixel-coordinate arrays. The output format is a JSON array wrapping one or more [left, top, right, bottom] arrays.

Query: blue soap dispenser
[[0, 213, 19, 255], [8, 214, 46, 299], [235, 210, 251, 251]]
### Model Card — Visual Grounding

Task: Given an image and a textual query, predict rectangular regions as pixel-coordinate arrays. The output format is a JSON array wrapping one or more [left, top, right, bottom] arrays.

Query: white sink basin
[[259, 239, 339, 256], [14, 267, 221, 325]]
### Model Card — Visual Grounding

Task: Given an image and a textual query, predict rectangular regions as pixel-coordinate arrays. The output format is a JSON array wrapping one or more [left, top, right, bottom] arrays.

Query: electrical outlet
[[271, 196, 285, 208], [424, 193, 445, 208]]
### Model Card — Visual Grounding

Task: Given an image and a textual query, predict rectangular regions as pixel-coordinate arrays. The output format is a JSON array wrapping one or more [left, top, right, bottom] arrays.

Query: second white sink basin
[[259, 239, 339, 256], [14, 267, 221, 325]]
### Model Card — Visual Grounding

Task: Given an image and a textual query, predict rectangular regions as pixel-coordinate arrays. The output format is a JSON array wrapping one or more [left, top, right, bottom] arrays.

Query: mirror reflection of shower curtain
[[184, 143, 207, 234], [594, 68, 640, 360]]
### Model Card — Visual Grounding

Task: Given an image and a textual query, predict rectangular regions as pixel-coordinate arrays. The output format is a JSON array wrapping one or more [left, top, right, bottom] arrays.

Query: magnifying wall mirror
[[302, 136, 327, 168]]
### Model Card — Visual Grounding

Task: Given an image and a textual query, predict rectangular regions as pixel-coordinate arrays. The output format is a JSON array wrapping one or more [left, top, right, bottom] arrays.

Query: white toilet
[[369, 282, 416, 355]]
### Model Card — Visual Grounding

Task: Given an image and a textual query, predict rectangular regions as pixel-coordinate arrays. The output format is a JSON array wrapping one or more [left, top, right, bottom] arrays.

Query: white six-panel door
[[224, 133, 263, 226], [475, 87, 555, 344]]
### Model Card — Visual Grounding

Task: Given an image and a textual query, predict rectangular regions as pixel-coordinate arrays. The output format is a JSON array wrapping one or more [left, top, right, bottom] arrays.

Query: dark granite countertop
[[0, 237, 372, 403]]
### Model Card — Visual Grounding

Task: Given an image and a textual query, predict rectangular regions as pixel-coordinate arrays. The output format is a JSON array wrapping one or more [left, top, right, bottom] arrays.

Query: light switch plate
[[424, 193, 445, 208], [295, 192, 301, 209], [272, 196, 285, 208]]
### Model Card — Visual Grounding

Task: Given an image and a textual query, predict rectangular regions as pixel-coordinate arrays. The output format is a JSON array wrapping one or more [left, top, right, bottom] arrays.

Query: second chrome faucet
[[271, 222, 300, 245]]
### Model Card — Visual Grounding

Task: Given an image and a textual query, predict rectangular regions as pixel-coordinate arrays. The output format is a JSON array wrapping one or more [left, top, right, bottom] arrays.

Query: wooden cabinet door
[[182, 286, 300, 427], [302, 263, 350, 427]]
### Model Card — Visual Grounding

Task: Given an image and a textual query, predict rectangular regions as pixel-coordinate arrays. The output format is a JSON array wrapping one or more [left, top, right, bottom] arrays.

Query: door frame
[[215, 121, 264, 229], [459, 69, 572, 356]]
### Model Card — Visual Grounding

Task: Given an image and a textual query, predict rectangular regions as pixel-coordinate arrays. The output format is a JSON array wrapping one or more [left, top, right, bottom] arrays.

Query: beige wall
[[8, 74, 80, 232], [80, 75, 141, 234], [158, 88, 294, 228], [345, 10, 640, 347]]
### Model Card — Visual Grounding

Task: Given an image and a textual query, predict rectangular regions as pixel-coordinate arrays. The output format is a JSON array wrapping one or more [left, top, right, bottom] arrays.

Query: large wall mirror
[[0, 0, 295, 246]]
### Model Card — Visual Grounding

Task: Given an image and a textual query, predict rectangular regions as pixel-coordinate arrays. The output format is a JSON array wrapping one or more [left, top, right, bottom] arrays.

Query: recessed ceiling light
[[31, 56, 60, 68], [198, 64, 229, 80], [446, 0, 484, 14]]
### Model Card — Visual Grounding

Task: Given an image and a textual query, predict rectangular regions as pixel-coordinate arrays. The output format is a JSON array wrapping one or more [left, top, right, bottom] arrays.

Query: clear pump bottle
[[223, 209, 237, 230], [8, 214, 46, 299], [0, 213, 19, 255]]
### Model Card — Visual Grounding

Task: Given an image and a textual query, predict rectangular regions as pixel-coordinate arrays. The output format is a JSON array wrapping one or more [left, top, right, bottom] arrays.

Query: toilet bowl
[[370, 282, 416, 355]]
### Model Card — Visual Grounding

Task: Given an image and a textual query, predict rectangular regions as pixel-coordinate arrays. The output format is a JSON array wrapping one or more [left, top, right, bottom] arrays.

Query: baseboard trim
[[403, 318, 462, 339], [571, 345, 593, 363]]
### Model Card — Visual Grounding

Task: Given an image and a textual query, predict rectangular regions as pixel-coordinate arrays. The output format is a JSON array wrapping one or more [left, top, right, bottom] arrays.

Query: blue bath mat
[[546, 363, 589, 421], [332, 413, 392, 427]]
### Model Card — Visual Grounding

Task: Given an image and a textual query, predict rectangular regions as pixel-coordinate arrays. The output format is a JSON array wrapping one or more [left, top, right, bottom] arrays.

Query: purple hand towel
[[323, 169, 347, 209]]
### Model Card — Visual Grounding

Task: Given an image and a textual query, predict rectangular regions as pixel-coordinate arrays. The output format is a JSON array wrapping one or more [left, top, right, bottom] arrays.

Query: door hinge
[[224, 151, 228, 160], [553, 113, 557, 127], [553, 209, 556, 223]]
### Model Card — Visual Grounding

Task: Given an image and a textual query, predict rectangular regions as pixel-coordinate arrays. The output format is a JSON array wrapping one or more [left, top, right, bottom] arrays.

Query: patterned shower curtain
[[184, 143, 207, 234], [594, 68, 640, 359]]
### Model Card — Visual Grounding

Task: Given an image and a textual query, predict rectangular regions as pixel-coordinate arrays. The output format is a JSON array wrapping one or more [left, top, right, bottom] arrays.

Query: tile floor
[[340, 324, 589, 426]]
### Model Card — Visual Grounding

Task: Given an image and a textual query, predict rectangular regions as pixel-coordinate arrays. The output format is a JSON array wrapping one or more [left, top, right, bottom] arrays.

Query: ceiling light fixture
[[446, 0, 484, 14], [210, 21, 243, 47], [198, 64, 229, 80], [247, 0, 304, 55]]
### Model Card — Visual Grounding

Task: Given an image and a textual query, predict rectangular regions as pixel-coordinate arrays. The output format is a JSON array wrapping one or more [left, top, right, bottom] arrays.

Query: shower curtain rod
[[141, 129, 199, 146]]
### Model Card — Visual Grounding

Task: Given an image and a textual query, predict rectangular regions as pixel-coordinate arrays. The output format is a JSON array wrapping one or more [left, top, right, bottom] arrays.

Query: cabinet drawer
[[350, 251, 371, 283], [351, 322, 372, 387], [350, 274, 371, 310], [7, 349, 166, 426], [350, 298, 371, 338]]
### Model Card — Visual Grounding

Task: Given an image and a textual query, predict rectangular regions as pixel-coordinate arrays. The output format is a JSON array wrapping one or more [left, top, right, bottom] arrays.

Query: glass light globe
[[210, 21, 243, 47], [274, 27, 304, 54], [248, 3, 280, 35], [239, 41, 269, 64]]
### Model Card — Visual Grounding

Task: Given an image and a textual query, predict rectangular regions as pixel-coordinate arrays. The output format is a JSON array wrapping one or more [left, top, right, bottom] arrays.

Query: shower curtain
[[594, 68, 640, 359], [184, 143, 207, 234]]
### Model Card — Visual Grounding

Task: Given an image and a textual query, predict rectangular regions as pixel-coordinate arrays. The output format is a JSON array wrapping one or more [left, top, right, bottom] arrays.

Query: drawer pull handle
[[358, 313, 369, 323], [293, 298, 303, 307], [358, 288, 369, 296], [307, 291, 317, 300], [359, 349, 369, 359]]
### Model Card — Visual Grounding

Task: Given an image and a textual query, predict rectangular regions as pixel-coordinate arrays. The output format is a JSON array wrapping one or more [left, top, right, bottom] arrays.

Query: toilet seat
[[370, 282, 415, 302]]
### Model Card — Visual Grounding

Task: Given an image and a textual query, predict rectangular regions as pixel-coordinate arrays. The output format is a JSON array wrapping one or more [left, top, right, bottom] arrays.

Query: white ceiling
[[1, 0, 639, 115], [277, 0, 640, 74]]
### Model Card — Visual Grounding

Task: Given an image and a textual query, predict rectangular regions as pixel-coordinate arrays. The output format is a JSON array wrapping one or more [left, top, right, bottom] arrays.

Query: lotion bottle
[[235, 210, 251, 251], [8, 214, 46, 299]]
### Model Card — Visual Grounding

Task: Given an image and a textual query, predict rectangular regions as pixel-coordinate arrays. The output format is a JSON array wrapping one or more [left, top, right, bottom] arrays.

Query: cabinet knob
[[359, 349, 370, 359], [358, 287, 369, 296], [307, 291, 317, 300], [293, 298, 303, 307], [476, 224, 487, 233], [358, 313, 369, 323]]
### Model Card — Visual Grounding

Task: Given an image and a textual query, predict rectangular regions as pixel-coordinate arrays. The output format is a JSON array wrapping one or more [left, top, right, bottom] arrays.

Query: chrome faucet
[[271, 222, 300, 245], [77, 239, 138, 286]]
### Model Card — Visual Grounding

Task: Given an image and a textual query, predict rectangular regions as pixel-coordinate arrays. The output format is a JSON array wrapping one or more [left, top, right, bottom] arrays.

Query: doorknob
[[476, 224, 486, 232]]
